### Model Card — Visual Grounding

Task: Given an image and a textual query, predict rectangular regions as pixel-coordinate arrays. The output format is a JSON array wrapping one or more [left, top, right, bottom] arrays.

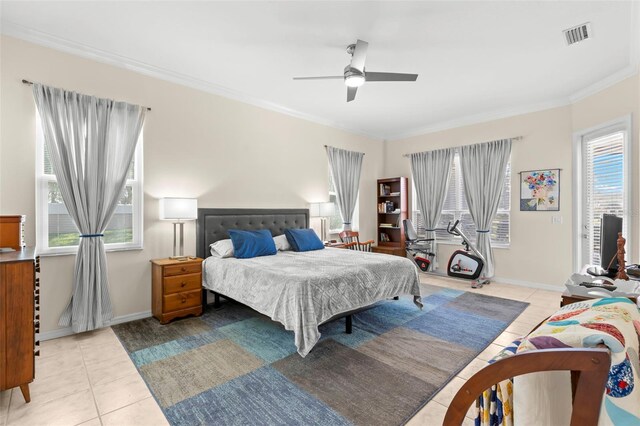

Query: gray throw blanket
[[203, 248, 422, 356]]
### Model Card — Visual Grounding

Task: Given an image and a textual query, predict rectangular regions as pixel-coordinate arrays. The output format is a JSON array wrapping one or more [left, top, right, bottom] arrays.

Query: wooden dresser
[[0, 215, 25, 250], [0, 248, 40, 402], [151, 257, 203, 324]]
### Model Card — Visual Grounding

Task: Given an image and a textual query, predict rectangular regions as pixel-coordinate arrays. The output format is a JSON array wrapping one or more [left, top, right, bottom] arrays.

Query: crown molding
[[568, 64, 639, 103], [384, 96, 572, 141], [387, 61, 639, 142], [1, 22, 382, 142], [2, 18, 638, 144]]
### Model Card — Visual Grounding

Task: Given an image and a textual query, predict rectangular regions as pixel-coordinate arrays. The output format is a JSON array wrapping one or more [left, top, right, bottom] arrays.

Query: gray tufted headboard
[[196, 208, 309, 259]]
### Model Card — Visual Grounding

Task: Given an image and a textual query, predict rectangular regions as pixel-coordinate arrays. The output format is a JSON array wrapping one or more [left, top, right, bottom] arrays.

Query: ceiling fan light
[[345, 74, 365, 87]]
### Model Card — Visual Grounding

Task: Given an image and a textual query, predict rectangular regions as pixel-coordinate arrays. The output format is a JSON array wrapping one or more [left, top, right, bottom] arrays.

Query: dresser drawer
[[163, 262, 201, 277], [164, 273, 200, 295], [163, 290, 201, 312]]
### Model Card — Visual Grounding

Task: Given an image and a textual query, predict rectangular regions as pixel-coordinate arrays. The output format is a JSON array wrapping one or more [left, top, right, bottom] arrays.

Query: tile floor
[[0, 275, 561, 426]]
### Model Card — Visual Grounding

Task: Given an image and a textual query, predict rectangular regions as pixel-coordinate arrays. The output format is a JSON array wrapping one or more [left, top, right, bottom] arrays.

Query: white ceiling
[[1, 1, 638, 140]]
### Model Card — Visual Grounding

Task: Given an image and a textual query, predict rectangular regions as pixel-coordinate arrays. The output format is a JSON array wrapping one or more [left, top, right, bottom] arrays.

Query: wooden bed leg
[[213, 292, 221, 309], [393, 296, 399, 300], [345, 315, 352, 334]]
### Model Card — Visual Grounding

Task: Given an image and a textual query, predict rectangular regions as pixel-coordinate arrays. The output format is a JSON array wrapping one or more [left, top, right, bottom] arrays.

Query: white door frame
[[572, 114, 632, 272]]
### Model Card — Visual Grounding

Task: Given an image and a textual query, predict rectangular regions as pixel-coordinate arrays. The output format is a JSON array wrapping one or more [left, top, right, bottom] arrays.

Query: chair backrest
[[403, 219, 419, 242], [339, 231, 373, 252], [339, 230, 360, 245], [443, 348, 611, 426]]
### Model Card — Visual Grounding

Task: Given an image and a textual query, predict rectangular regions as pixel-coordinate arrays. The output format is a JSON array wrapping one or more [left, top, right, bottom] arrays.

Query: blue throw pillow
[[228, 229, 277, 259], [284, 228, 325, 252]]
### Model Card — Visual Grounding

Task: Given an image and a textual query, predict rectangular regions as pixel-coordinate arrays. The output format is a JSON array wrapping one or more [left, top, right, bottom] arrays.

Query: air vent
[[564, 22, 592, 46]]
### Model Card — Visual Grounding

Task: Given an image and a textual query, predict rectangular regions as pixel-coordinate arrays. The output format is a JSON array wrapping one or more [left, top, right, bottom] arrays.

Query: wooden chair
[[443, 348, 611, 426], [338, 231, 374, 252]]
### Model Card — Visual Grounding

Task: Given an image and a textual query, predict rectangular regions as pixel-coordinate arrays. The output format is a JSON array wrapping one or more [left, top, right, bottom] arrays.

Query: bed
[[196, 208, 422, 356]]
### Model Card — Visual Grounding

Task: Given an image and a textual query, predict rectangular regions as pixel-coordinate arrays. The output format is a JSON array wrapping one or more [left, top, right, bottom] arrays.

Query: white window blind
[[412, 151, 510, 246], [584, 132, 625, 266]]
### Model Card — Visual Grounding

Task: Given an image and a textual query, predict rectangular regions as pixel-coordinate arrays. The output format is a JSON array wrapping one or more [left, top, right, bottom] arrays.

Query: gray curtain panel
[[326, 146, 364, 231], [32, 83, 146, 332], [410, 148, 454, 266], [459, 139, 512, 278]]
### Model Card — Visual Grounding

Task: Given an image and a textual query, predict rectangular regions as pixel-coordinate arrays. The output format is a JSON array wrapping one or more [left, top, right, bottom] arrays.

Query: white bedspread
[[202, 248, 422, 356]]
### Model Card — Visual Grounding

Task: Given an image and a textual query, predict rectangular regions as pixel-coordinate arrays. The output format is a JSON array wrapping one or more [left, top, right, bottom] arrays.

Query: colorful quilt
[[517, 297, 640, 425], [475, 340, 520, 426]]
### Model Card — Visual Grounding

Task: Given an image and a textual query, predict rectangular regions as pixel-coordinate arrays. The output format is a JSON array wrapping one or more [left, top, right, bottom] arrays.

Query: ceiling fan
[[293, 39, 418, 102]]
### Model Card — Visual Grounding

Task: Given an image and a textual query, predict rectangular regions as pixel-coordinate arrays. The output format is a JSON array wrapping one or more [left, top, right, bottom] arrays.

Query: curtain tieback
[[425, 229, 437, 232], [476, 230, 490, 233], [80, 233, 104, 238], [342, 222, 351, 225]]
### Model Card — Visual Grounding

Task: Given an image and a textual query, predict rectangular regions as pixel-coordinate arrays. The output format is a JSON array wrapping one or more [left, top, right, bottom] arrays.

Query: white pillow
[[273, 234, 291, 251], [210, 239, 234, 258]]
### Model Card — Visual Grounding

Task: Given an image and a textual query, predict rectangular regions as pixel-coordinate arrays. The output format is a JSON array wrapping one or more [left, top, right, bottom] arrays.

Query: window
[[411, 151, 510, 246], [36, 116, 143, 255], [575, 117, 631, 269], [327, 174, 358, 233]]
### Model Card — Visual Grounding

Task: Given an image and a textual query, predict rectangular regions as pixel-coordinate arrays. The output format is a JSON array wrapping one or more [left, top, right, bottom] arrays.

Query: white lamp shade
[[310, 202, 335, 217], [159, 198, 198, 220], [319, 202, 335, 217]]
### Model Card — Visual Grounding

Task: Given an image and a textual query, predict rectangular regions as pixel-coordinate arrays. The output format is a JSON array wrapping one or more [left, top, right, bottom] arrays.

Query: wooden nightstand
[[150, 257, 203, 324]]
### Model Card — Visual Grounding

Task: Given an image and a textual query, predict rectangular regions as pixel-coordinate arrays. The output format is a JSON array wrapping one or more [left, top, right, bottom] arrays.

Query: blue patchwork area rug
[[112, 284, 528, 425]]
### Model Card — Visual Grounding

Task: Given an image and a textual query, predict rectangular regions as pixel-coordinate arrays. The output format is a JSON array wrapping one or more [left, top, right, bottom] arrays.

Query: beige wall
[[385, 75, 639, 288], [1, 34, 638, 335], [0, 36, 384, 335], [571, 76, 640, 261]]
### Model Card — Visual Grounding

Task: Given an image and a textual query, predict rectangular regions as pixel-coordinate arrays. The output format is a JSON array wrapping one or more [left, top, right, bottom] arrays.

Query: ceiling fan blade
[[292, 76, 343, 80], [365, 72, 418, 82], [350, 39, 369, 73], [347, 86, 358, 102]]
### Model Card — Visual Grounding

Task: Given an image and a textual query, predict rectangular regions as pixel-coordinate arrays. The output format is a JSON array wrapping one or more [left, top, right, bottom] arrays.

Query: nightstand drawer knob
[[181, 267, 186, 272], [181, 297, 187, 303], [180, 281, 186, 287]]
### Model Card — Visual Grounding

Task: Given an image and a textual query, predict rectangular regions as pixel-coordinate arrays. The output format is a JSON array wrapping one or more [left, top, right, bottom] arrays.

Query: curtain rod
[[324, 144, 365, 155], [402, 136, 523, 158], [21, 79, 152, 111]]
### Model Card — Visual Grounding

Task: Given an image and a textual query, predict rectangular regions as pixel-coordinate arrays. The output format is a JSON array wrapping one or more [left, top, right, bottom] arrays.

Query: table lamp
[[310, 202, 335, 241], [159, 198, 197, 259]]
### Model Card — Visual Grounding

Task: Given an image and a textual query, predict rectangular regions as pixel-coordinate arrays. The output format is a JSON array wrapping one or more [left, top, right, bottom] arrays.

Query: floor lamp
[[159, 198, 198, 259], [310, 202, 335, 241]]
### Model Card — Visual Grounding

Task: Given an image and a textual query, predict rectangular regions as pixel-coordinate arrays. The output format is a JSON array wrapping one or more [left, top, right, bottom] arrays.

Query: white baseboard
[[40, 275, 562, 341], [39, 310, 152, 341], [39, 327, 76, 341], [491, 276, 563, 293], [426, 270, 563, 293]]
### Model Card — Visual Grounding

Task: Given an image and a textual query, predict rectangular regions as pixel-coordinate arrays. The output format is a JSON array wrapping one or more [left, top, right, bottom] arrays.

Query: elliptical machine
[[446, 220, 490, 288]]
